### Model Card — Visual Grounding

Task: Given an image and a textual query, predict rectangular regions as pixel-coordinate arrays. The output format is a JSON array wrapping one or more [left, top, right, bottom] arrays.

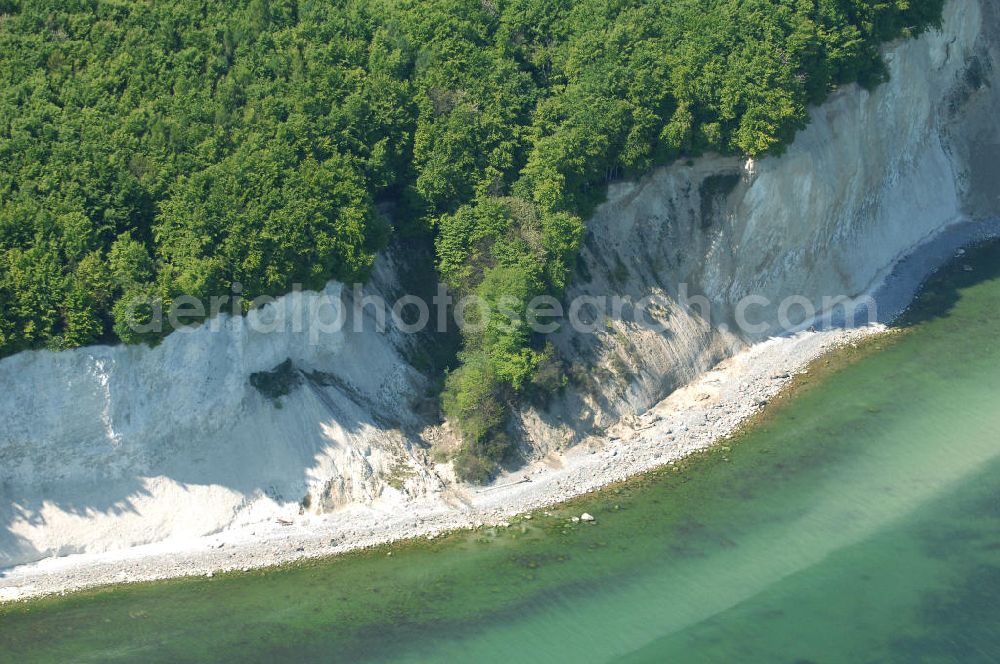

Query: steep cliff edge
[[527, 0, 1000, 450], [0, 251, 442, 568], [1, 0, 998, 571]]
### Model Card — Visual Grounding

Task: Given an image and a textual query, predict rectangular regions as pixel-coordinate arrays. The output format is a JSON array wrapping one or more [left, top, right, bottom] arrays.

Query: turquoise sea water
[[2, 241, 1000, 663]]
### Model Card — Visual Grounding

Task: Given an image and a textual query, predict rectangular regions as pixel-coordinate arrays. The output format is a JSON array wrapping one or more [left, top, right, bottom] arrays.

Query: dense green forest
[[0, 0, 943, 480]]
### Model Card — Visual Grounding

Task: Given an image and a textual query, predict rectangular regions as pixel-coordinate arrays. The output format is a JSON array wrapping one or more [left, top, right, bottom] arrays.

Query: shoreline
[[2, 218, 999, 604]]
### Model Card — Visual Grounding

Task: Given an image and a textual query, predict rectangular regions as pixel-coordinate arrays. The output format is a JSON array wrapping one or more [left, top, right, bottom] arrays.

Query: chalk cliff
[[1, 0, 997, 569]]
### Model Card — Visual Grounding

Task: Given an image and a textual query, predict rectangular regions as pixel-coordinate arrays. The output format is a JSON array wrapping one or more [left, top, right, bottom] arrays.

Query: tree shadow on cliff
[[0, 241, 446, 575], [0, 365, 394, 575], [0, 482, 151, 573]]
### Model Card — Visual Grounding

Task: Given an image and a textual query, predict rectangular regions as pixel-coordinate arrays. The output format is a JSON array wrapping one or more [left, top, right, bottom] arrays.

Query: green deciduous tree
[[0, 0, 943, 479]]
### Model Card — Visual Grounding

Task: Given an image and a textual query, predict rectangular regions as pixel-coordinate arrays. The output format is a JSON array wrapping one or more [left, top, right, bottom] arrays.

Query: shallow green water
[[3, 242, 1000, 663]]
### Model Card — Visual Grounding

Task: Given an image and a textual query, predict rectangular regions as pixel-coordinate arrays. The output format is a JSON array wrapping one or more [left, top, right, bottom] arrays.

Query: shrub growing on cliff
[[0, 0, 944, 478]]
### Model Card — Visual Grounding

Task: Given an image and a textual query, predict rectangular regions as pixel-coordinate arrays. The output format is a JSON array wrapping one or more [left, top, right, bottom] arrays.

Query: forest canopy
[[0, 0, 943, 479]]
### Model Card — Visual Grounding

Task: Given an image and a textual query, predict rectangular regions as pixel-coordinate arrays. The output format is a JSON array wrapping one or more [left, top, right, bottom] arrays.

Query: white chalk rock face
[[529, 0, 1000, 448], [1, 0, 1000, 569], [0, 261, 436, 568]]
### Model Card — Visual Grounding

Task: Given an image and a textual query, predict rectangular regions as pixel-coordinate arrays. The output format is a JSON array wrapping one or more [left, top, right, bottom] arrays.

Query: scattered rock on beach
[[1, 326, 892, 602]]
